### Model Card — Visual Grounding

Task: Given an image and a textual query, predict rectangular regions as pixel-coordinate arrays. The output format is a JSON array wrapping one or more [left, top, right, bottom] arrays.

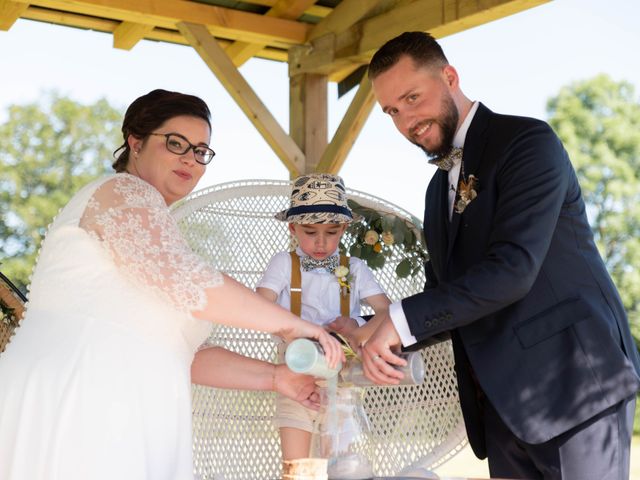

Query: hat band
[[285, 204, 353, 219]]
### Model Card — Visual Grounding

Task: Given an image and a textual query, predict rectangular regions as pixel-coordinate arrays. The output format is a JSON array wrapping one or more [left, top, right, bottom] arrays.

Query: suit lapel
[[445, 103, 491, 264], [425, 169, 449, 279]]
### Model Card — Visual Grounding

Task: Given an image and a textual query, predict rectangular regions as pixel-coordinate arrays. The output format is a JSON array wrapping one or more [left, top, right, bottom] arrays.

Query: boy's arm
[[365, 293, 391, 314], [328, 293, 391, 347], [256, 286, 278, 302], [349, 293, 391, 345]]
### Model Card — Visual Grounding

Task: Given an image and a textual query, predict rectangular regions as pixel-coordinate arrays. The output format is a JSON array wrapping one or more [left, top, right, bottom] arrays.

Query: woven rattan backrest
[[172, 180, 466, 480], [0, 272, 26, 354]]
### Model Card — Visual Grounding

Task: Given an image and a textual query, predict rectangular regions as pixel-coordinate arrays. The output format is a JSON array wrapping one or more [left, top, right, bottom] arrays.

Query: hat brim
[[275, 210, 362, 224]]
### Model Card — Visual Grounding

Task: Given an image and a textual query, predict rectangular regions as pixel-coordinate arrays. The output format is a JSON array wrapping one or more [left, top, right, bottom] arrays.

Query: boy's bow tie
[[429, 147, 463, 171], [300, 255, 339, 272]]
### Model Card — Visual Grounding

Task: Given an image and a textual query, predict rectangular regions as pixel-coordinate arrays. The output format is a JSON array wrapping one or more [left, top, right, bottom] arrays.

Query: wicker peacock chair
[[172, 179, 467, 480]]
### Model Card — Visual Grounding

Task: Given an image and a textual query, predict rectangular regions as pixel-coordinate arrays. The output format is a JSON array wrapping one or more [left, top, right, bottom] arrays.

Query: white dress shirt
[[391, 101, 480, 347], [257, 247, 385, 326]]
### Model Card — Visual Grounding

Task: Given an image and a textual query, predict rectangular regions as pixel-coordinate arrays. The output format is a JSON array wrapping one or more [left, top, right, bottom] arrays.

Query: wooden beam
[[178, 21, 305, 176], [21, 5, 289, 61], [290, 0, 551, 76], [0, 0, 28, 30], [113, 20, 153, 50], [290, 73, 328, 174], [226, 0, 316, 67], [315, 75, 375, 174], [14, 0, 310, 47], [215, 0, 331, 19], [307, 0, 382, 42]]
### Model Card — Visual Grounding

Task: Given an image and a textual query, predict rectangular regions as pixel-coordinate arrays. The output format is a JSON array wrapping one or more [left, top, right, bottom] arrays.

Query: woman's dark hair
[[112, 89, 212, 172], [368, 31, 449, 80]]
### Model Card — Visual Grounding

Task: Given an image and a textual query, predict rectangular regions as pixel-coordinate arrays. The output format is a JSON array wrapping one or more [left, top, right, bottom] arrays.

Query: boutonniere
[[334, 265, 352, 296], [454, 174, 479, 214]]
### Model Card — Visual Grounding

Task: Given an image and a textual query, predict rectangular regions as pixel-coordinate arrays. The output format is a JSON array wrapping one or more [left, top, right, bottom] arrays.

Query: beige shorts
[[273, 343, 318, 432], [274, 394, 319, 432]]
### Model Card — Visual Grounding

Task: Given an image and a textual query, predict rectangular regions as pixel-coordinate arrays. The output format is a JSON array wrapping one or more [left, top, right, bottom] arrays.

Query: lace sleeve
[[79, 174, 223, 315]]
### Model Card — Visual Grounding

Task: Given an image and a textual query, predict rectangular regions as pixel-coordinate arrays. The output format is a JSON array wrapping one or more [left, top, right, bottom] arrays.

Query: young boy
[[256, 173, 391, 461]]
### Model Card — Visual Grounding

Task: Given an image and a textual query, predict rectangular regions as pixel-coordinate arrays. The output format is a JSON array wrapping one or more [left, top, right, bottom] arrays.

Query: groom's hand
[[361, 313, 406, 385]]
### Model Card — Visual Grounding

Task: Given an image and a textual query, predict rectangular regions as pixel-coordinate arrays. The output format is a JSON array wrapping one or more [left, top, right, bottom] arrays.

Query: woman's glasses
[[149, 132, 215, 165]]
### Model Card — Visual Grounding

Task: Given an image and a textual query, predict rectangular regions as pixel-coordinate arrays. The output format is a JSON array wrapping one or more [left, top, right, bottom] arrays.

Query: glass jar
[[310, 379, 374, 479], [339, 351, 425, 387], [285, 338, 342, 378]]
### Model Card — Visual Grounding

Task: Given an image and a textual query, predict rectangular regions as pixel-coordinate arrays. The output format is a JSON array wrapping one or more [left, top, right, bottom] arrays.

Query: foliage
[[340, 199, 428, 278], [0, 92, 122, 292], [547, 74, 640, 350]]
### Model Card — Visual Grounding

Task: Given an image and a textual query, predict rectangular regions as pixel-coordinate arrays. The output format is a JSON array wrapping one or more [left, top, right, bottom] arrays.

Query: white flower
[[364, 230, 379, 245], [334, 266, 351, 295], [381, 231, 394, 245], [334, 265, 349, 278]]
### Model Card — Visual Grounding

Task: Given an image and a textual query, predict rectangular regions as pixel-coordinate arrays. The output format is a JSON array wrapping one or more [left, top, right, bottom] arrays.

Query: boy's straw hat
[[275, 173, 362, 224]]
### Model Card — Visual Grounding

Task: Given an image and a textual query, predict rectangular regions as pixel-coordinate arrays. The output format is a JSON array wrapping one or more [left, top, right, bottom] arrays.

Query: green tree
[[547, 74, 640, 348], [0, 93, 122, 292]]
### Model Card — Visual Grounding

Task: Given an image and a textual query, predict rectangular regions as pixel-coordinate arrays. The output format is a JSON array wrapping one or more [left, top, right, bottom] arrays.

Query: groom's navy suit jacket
[[402, 103, 640, 457]]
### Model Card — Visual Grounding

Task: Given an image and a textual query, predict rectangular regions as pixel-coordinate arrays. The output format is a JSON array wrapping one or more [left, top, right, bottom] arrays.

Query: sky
[[0, 0, 639, 219]]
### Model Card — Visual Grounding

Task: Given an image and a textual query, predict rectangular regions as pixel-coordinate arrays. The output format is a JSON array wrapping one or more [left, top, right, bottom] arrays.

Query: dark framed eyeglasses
[[149, 132, 215, 165]]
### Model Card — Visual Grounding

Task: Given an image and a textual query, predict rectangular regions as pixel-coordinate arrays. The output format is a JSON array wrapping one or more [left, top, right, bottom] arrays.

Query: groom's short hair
[[368, 31, 449, 79]]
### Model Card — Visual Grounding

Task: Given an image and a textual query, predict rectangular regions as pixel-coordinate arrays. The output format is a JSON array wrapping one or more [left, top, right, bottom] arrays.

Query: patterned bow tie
[[429, 147, 463, 171], [300, 255, 339, 273]]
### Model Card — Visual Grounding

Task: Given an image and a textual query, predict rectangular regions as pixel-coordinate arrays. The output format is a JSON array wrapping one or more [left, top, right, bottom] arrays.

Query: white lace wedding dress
[[0, 173, 222, 480]]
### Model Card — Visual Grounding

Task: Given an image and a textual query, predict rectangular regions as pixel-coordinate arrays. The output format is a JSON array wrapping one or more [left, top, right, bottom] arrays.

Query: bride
[[0, 89, 343, 480]]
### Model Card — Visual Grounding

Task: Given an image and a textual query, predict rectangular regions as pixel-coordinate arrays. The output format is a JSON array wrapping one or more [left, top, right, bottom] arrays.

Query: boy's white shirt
[[257, 247, 385, 326]]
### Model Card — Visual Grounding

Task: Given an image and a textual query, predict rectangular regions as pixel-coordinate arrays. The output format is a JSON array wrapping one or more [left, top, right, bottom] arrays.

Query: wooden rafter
[[113, 21, 154, 50], [315, 74, 375, 174], [291, 0, 550, 77], [178, 21, 305, 176], [307, 0, 383, 42], [226, 0, 317, 67], [12, 0, 311, 47], [20, 5, 288, 61], [0, 0, 28, 30]]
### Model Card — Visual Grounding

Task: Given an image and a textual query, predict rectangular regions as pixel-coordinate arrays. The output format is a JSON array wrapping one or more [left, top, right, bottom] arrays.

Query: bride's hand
[[273, 364, 321, 410], [275, 320, 344, 369]]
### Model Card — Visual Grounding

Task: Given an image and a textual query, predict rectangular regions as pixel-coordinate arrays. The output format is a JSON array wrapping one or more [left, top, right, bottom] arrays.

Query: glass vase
[[310, 379, 374, 480]]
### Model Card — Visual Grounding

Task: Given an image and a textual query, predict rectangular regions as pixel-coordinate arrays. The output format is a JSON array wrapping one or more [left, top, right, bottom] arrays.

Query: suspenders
[[289, 252, 350, 317]]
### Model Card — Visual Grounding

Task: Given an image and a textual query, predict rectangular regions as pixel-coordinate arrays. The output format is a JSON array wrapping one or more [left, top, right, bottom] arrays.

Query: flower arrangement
[[341, 199, 428, 278]]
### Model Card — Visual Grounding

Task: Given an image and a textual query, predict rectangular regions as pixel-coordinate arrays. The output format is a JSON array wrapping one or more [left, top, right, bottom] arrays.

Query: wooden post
[[290, 46, 328, 176]]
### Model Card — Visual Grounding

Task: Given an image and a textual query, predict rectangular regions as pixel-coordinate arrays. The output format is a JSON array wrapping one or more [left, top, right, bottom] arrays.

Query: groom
[[360, 31, 640, 479]]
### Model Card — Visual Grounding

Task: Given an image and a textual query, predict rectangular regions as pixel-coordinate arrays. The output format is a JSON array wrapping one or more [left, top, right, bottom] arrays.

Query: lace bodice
[[79, 173, 223, 316]]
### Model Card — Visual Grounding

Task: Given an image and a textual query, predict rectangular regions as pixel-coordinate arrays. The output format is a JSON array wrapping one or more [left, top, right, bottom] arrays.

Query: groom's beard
[[410, 92, 459, 160]]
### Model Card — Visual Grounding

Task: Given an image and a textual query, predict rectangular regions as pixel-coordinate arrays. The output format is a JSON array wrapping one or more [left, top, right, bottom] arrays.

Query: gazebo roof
[[1, 0, 550, 175]]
